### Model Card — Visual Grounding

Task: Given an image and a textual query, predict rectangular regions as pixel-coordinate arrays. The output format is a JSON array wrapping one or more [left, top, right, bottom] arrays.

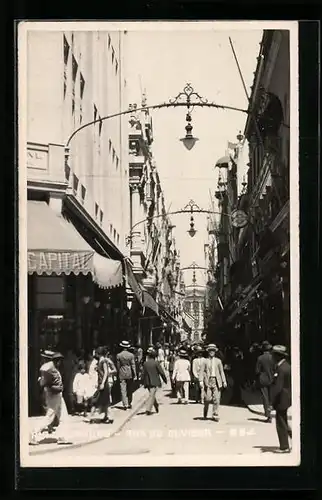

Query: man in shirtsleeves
[[199, 344, 227, 421]]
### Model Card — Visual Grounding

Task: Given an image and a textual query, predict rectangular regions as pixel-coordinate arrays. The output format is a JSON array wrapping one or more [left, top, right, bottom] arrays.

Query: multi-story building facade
[[125, 100, 183, 347], [25, 30, 130, 414], [204, 139, 243, 343], [206, 29, 290, 350]]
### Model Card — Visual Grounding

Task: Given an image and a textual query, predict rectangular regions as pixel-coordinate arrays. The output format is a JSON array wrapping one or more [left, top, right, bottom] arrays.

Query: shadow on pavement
[[193, 417, 207, 421], [253, 445, 281, 453], [248, 417, 271, 423]]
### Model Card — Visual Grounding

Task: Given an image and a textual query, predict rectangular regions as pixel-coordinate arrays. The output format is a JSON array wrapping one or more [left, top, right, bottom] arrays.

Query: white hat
[[206, 343, 218, 352], [120, 340, 131, 349]]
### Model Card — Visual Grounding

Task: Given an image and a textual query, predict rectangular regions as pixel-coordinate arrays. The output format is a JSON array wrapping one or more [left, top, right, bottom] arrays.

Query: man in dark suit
[[116, 340, 137, 410], [256, 340, 275, 422], [142, 347, 167, 415], [270, 345, 292, 452]]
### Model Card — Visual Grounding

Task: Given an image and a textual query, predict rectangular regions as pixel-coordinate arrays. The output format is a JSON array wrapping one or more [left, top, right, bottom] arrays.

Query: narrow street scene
[[29, 382, 289, 461], [20, 21, 298, 467]]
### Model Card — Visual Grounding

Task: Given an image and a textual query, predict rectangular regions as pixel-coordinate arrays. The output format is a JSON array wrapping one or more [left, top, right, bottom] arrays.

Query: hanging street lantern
[[180, 112, 199, 151]]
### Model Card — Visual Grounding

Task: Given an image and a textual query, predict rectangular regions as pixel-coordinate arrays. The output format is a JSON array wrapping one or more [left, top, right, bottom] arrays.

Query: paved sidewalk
[[28, 386, 149, 455], [241, 387, 292, 420]]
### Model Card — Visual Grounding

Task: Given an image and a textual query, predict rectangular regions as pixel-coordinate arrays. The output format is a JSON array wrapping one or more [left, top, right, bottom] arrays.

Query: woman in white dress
[[172, 349, 191, 404]]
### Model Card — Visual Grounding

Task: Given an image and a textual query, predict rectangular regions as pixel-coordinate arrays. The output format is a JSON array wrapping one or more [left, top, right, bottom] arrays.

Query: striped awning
[[27, 201, 123, 289]]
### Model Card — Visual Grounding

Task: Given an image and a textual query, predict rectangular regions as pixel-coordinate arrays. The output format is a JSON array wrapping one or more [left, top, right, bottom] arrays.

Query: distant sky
[[125, 24, 262, 286]]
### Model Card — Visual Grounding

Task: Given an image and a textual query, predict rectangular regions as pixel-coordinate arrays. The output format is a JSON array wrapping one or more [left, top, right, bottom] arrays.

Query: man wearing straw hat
[[270, 345, 292, 453], [199, 344, 227, 421], [29, 350, 71, 445], [116, 340, 137, 410]]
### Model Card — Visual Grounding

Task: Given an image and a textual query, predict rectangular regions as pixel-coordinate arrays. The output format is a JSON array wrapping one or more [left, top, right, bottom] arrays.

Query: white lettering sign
[[27, 149, 48, 170]]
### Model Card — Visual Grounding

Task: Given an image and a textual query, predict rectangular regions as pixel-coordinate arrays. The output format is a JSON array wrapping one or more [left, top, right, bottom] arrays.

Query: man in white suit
[[199, 344, 227, 421]]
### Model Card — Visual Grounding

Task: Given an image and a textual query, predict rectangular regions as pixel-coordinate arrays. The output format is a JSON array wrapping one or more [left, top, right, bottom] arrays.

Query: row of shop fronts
[[26, 194, 180, 416]]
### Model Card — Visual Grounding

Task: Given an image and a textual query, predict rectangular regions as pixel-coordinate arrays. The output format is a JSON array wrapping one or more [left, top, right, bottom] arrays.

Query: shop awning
[[159, 306, 179, 326], [143, 290, 159, 315], [227, 281, 262, 323], [124, 259, 143, 305], [183, 311, 195, 330], [27, 201, 123, 289]]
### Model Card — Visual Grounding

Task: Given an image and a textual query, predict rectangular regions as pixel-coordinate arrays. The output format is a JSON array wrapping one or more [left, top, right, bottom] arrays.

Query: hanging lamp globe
[[188, 224, 197, 237], [180, 123, 199, 151]]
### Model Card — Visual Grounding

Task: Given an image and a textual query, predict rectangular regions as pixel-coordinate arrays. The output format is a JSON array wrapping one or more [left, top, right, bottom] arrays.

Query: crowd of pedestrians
[[29, 338, 292, 453]]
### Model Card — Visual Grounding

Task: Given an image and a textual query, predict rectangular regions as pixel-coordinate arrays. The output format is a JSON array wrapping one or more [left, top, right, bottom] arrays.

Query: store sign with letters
[[27, 149, 48, 170], [28, 250, 94, 275]]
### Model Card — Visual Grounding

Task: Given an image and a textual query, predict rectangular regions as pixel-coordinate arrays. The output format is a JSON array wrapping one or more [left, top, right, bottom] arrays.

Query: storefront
[[27, 200, 124, 415]]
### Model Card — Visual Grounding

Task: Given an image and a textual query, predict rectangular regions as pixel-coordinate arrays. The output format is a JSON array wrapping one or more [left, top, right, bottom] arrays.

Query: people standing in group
[[172, 348, 191, 404], [142, 347, 167, 415], [89, 346, 113, 424], [270, 345, 292, 453], [167, 348, 177, 397], [256, 340, 275, 423], [30, 350, 71, 445], [116, 340, 137, 410], [192, 345, 206, 404], [199, 344, 227, 421]]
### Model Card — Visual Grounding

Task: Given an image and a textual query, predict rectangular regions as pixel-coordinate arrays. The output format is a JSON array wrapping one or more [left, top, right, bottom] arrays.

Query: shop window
[[63, 35, 70, 100], [72, 55, 78, 116], [81, 184, 86, 203], [73, 173, 79, 194], [35, 276, 65, 311], [98, 115, 103, 136], [80, 73, 85, 123]]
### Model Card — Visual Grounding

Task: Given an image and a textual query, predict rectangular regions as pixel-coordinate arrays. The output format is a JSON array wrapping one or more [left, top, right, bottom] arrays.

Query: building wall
[[27, 30, 129, 254]]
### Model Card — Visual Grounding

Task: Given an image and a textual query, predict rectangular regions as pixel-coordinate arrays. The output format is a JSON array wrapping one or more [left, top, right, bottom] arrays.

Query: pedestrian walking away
[[142, 347, 167, 415], [29, 350, 72, 445], [199, 344, 227, 421], [270, 345, 292, 453], [116, 340, 137, 410], [256, 340, 275, 422], [192, 345, 206, 403], [172, 348, 191, 404]]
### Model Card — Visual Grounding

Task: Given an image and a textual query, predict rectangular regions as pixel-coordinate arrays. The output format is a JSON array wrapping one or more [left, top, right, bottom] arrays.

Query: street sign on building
[[230, 209, 248, 228]]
